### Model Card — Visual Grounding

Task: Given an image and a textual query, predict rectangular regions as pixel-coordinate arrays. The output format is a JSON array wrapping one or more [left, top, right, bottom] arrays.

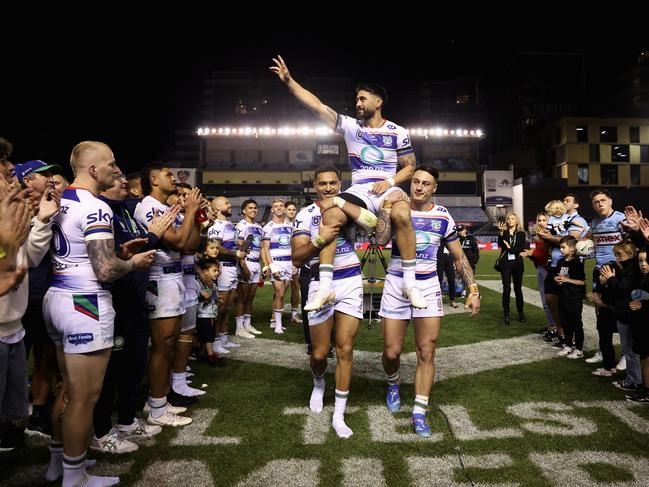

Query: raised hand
[[269, 55, 292, 84], [148, 205, 181, 238], [36, 187, 61, 223]]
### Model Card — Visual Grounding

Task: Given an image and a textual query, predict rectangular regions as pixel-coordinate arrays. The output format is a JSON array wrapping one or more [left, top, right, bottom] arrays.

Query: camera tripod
[[360, 233, 388, 328]]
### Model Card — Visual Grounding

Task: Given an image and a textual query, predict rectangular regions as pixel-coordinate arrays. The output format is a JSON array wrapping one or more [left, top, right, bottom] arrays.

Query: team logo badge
[[382, 136, 392, 146], [356, 129, 364, 140]]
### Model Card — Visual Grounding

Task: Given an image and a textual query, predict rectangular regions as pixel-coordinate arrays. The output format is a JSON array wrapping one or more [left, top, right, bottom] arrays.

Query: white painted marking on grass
[[236, 459, 320, 487], [171, 408, 240, 445], [5, 461, 133, 487], [507, 402, 597, 436], [573, 400, 649, 434], [406, 453, 518, 487], [284, 406, 359, 445], [367, 405, 443, 443], [342, 457, 386, 487], [438, 404, 523, 440], [530, 451, 649, 486], [134, 460, 213, 486]]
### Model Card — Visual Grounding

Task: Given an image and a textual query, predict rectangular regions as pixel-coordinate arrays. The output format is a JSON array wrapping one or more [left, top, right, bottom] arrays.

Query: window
[[589, 144, 600, 162], [641, 145, 649, 163], [600, 126, 617, 143], [576, 125, 588, 142], [631, 165, 641, 185], [577, 164, 589, 185], [601, 165, 618, 185], [611, 144, 630, 162], [630, 126, 640, 143]]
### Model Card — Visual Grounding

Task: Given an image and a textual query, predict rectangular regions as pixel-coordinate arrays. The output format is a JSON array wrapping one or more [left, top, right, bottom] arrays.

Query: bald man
[[43, 141, 155, 486]]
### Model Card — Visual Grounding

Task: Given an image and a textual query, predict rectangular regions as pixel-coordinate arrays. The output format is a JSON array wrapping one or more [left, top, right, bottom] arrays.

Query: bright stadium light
[[196, 125, 485, 138]]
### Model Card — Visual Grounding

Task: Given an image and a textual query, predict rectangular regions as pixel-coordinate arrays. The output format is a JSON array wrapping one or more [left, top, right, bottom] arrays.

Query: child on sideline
[[554, 236, 586, 359], [196, 258, 223, 366]]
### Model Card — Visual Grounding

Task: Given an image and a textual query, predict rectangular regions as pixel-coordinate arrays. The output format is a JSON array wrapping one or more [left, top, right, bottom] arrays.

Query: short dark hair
[[590, 188, 611, 201], [415, 165, 439, 181], [0, 137, 13, 160], [559, 235, 577, 247], [285, 200, 297, 209], [241, 199, 257, 212], [314, 164, 340, 180], [356, 83, 388, 108], [564, 193, 579, 205], [140, 161, 166, 196], [198, 258, 220, 271], [126, 172, 141, 182]]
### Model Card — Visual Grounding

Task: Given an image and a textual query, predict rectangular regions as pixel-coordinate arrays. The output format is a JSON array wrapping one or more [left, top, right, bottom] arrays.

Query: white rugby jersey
[[236, 219, 263, 262], [134, 195, 182, 278], [336, 115, 413, 185], [388, 204, 458, 278], [293, 202, 360, 279], [49, 186, 114, 293], [262, 220, 293, 263], [208, 218, 238, 264]]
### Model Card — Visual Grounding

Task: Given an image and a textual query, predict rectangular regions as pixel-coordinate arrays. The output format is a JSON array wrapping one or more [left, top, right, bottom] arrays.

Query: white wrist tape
[[386, 177, 395, 187]]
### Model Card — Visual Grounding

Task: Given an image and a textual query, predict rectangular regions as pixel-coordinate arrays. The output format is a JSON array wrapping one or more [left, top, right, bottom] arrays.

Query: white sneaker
[[212, 342, 230, 354], [118, 418, 162, 440], [90, 428, 139, 454], [304, 289, 336, 311], [585, 351, 603, 363], [567, 349, 584, 359], [269, 320, 275, 328], [143, 402, 187, 415], [557, 346, 573, 357], [274, 327, 285, 334], [292, 315, 303, 324], [245, 325, 262, 335], [236, 329, 256, 339], [616, 356, 626, 371], [222, 338, 241, 349], [403, 286, 427, 309], [147, 411, 192, 427]]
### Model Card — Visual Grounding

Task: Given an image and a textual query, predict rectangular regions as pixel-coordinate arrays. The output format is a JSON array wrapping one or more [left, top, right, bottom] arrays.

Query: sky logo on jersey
[[87, 208, 113, 225], [67, 333, 94, 345], [360, 146, 385, 165]]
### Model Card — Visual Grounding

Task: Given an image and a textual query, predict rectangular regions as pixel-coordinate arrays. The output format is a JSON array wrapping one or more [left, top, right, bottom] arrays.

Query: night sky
[[2, 25, 644, 177]]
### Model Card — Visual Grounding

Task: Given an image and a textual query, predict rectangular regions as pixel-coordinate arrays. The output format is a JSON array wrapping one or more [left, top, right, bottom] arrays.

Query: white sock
[[244, 314, 252, 328], [220, 332, 229, 345], [402, 259, 416, 285], [274, 309, 283, 329], [319, 265, 333, 292], [45, 441, 64, 481], [63, 452, 115, 487], [309, 373, 325, 413], [171, 372, 205, 396], [332, 389, 353, 438], [235, 315, 245, 331], [413, 394, 429, 416], [148, 396, 167, 419]]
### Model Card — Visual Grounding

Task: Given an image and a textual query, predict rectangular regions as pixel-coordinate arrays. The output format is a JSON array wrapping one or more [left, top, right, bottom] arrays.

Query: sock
[[45, 441, 64, 481], [235, 315, 245, 331], [319, 265, 334, 292], [219, 332, 229, 345], [386, 371, 399, 386], [62, 452, 86, 487], [244, 314, 252, 328], [402, 259, 416, 285], [309, 371, 326, 413], [274, 309, 283, 329], [413, 394, 429, 416], [332, 389, 353, 438], [172, 372, 206, 396], [292, 308, 299, 319], [148, 396, 167, 419]]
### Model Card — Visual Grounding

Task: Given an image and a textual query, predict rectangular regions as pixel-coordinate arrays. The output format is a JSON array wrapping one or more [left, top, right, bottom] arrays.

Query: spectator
[[497, 213, 527, 325]]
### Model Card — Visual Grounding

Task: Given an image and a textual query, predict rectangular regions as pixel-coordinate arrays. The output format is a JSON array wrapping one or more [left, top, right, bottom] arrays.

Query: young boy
[[196, 258, 223, 365], [554, 236, 586, 359]]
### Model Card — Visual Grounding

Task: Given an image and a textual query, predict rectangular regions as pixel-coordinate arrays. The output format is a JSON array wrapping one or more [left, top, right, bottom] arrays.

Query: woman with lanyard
[[497, 213, 527, 325]]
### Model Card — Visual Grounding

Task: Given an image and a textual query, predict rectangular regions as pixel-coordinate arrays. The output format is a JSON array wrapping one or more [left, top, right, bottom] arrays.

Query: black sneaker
[[551, 337, 566, 348], [167, 390, 197, 407], [25, 413, 51, 438], [613, 380, 639, 392], [0, 423, 25, 452], [542, 331, 557, 342], [626, 388, 649, 405], [306, 344, 312, 356]]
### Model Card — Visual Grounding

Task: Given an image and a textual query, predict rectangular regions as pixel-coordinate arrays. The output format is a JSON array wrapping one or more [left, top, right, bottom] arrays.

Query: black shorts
[[22, 300, 54, 346], [631, 318, 649, 356], [543, 268, 560, 295]]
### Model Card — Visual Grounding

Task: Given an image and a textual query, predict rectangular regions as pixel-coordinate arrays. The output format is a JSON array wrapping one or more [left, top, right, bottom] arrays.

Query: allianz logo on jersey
[[87, 208, 113, 225], [67, 333, 94, 345]]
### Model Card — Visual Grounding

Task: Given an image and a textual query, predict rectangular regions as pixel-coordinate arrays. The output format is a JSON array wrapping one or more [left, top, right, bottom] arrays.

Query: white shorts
[[181, 304, 198, 332], [271, 260, 293, 282], [379, 272, 444, 320], [146, 275, 186, 319], [307, 275, 363, 326], [342, 182, 403, 214], [240, 260, 261, 284], [218, 264, 239, 291], [43, 289, 115, 354]]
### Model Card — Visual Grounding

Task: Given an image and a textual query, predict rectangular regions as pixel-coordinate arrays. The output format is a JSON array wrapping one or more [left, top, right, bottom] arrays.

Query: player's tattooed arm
[[394, 152, 417, 184], [455, 253, 477, 287], [88, 238, 134, 282]]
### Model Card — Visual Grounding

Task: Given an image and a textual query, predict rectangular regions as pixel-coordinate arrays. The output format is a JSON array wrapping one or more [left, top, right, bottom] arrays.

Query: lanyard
[[121, 208, 140, 238]]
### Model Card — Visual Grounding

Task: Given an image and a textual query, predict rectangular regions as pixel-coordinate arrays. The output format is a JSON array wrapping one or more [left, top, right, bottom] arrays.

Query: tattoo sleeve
[[87, 238, 134, 283], [397, 152, 416, 169], [456, 254, 476, 288]]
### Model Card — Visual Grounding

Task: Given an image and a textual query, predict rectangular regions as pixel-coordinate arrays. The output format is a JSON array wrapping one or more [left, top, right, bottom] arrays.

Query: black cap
[[456, 225, 466, 231]]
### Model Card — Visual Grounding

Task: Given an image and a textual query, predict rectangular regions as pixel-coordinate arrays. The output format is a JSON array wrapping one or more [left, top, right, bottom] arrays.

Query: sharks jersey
[[293, 202, 361, 279], [388, 204, 457, 277], [49, 187, 114, 293], [336, 115, 413, 184], [590, 211, 626, 268]]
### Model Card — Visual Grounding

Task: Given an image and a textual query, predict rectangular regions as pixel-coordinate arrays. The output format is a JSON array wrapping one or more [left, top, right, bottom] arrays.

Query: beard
[[356, 107, 375, 120]]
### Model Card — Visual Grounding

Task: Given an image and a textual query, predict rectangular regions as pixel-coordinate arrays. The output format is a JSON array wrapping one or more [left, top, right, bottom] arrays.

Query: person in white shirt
[[284, 200, 303, 325]]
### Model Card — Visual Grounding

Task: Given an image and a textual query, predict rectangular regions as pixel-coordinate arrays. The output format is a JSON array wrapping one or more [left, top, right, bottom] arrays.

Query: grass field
[[3, 251, 647, 486]]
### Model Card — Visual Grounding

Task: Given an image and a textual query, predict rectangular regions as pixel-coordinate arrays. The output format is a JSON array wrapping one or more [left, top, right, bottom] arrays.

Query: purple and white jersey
[[336, 115, 413, 185], [49, 187, 114, 293], [262, 220, 293, 262], [388, 204, 457, 278], [236, 219, 262, 262], [208, 219, 238, 264], [293, 202, 360, 279]]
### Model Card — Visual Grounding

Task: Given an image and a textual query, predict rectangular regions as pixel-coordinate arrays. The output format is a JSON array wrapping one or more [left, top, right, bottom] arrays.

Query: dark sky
[[2, 26, 644, 176]]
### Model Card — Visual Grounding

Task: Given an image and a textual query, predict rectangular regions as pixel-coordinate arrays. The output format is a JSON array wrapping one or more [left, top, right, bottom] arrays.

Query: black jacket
[[497, 230, 526, 270], [604, 258, 643, 325], [459, 234, 480, 266]]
